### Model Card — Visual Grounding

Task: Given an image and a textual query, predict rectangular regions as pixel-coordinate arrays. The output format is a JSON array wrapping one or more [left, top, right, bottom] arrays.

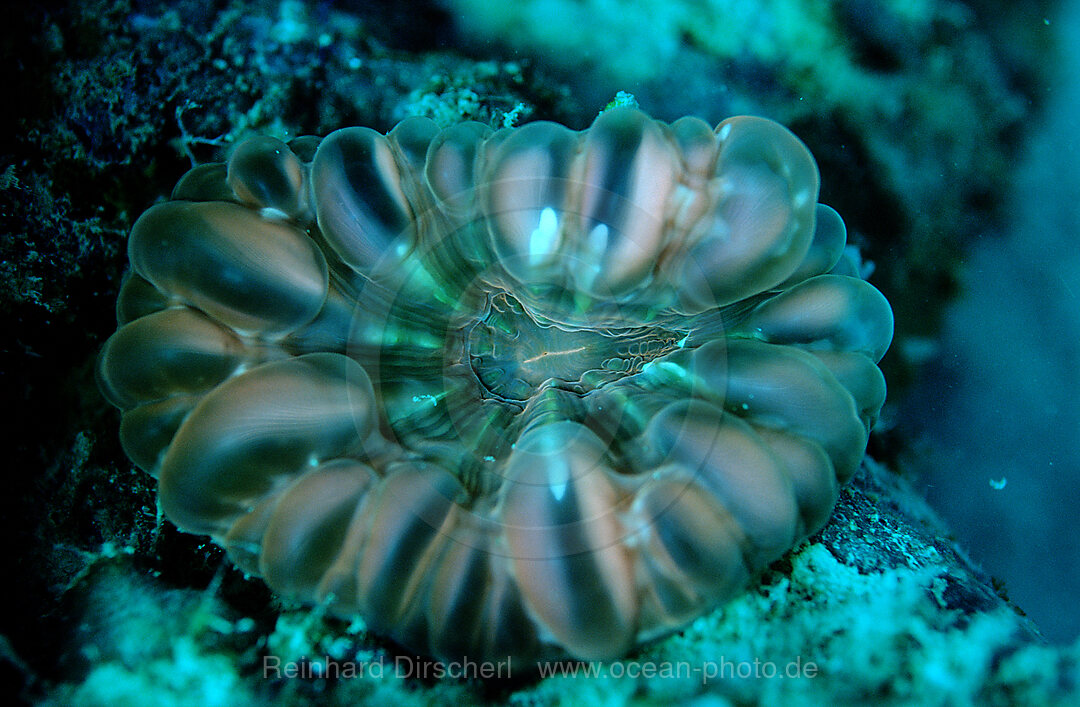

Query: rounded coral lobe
[[98, 107, 893, 662]]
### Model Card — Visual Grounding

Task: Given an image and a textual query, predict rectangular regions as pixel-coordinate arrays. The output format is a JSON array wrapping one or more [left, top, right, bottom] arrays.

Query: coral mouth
[[466, 291, 683, 402]]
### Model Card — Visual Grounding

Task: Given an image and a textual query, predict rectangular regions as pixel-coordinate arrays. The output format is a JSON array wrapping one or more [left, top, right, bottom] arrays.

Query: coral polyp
[[98, 107, 893, 662]]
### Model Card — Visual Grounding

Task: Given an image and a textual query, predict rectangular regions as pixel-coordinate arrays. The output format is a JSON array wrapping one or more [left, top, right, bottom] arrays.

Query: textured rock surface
[[32, 461, 1080, 706]]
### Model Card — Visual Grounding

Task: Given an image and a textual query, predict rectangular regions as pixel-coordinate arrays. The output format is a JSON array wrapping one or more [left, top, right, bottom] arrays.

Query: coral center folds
[[97, 108, 893, 662]]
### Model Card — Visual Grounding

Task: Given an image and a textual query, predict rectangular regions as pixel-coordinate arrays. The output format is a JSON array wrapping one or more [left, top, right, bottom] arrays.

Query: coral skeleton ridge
[[98, 107, 893, 661]]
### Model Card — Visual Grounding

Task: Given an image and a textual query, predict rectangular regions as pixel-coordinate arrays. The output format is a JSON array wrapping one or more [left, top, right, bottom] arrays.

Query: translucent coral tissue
[[98, 107, 893, 662]]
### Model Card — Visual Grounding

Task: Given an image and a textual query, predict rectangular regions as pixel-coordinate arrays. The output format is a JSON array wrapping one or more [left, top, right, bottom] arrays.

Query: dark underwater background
[[903, 0, 1080, 645], [1, 0, 1077, 704]]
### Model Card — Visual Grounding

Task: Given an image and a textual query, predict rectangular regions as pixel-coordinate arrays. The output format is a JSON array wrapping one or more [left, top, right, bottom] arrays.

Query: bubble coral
[[98, 107, 892, 662]]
